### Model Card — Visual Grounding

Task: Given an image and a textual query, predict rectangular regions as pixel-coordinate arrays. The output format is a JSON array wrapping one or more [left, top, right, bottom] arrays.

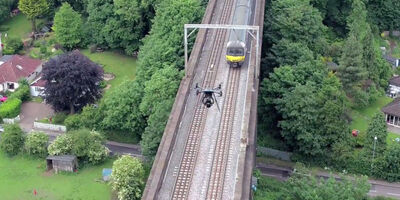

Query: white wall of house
[[388, 84, 400, 98], [1, 82, 19, 92], [29, 86, 44, 97]]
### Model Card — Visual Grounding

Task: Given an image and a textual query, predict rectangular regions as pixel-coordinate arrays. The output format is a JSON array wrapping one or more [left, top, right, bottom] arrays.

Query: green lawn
[[1, 14, 32, 40], [81, 50, 137, 94], [350, 96, 398, 144], [0, 152, 113, 200]]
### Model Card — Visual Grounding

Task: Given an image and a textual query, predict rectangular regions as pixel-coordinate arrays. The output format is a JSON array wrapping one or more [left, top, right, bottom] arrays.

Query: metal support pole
[[184, 27, 188, 76]]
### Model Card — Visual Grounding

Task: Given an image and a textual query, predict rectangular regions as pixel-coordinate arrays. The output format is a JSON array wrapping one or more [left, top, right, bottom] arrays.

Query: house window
[[8, 83, 14, 90]]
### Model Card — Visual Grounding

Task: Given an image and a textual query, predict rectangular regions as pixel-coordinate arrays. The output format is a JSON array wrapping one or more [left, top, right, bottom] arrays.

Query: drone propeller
[[212, 92, 221, 112]]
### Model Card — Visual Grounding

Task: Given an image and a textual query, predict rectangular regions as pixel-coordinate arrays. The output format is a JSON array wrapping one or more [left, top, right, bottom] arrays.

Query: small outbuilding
[[46, 155, 78, 173]]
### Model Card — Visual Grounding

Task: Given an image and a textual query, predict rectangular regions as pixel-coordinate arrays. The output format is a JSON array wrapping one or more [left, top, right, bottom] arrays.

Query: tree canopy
[[42, 50, 103, 113], [53, 3, 82, 50], [111, 155, 146, 200], [18, 0, 49, 32]]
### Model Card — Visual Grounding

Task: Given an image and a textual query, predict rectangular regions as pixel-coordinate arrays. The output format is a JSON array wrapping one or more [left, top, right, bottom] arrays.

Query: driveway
[[19, 102, 54, 132]]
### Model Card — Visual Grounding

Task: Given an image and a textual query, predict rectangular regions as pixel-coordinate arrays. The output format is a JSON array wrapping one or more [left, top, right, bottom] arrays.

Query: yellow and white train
[[226, 0, 253, 67]]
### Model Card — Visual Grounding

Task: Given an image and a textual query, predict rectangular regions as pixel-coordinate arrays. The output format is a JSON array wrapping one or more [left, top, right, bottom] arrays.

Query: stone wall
[[33, 122, 66, 132]]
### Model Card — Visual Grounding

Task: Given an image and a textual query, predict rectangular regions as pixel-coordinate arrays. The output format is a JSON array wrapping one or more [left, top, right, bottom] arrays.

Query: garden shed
[[46, 155, 78, 173]]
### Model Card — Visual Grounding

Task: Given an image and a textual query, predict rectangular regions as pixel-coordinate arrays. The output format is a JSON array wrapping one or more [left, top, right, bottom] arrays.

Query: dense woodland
[[259, 0, 400, 182]]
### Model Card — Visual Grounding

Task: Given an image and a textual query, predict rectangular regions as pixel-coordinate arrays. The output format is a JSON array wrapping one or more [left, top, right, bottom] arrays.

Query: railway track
[[206, 67, 240, 200], [171, 0, 235, 199]]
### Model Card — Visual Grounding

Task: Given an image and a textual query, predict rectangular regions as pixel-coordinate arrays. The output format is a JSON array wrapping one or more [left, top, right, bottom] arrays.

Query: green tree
[[101, 81, 146, 137], [140, 66, 183, 116], [18, 0, 49, 32], [24, 131, 49, 157], [102, 0, 146, 55], [337, 33, 366, 92], [0, 0, 14, 23], [70, 129, 108, 164], [365, 113, 387, 156], [0, 124, 25, 156], [265, 0, 327, 53], [48, 134, 73, 155], [111, 155, 146, 200], [86, 0, 113, 47], [282, 164, 371, 199], [136, 0, 203, 83], [347, 0, 369, 40], [376, 143, 400, 182], [53, 3, 82, 50], [270, 39, 315, 66], [140, 99, 174, 157], [367, 0, 400, 31]]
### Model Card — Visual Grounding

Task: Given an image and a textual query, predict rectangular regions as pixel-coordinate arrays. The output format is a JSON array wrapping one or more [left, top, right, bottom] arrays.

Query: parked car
[[0, 95, 7, 102]]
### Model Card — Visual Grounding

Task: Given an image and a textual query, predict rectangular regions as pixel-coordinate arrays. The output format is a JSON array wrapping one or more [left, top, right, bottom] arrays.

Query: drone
[[195, 83, 223, 111]]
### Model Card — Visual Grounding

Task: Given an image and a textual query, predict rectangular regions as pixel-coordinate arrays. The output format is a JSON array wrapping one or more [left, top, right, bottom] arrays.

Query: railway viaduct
[[142, 0, 265, 199]]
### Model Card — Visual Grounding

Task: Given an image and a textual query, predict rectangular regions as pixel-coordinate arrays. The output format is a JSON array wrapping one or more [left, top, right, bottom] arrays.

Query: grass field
[[0, 152, 113, 200], [81, 50, 137, 94], [350, 96, 398, 145], [1, 14, 32, 40]]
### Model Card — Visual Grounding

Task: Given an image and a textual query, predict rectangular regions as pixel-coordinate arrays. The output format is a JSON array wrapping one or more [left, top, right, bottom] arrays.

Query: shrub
[[0, 124, 25, 156], [111, 155, 146, 200], [52, 112, 68, 125], [64, 114, 82, 130], [0, 25, 10, 31], [70, 129, 109, 164], [9, 83, 30, 102], [0, 98, 22, 118], [4, 37, 23, 54], [24, 132, 49, 157], [48, 134, 73, 156]]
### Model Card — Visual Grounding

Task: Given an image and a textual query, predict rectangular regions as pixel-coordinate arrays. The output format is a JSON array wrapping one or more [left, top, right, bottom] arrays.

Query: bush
[[70, 129, 109, 164], [48, 134, 73, 156], [0, 25, 10, 31], [53, 112, 68, 125], [0, 98, 22, 118], [111, 155, 146, 200], [64, 114, 82, 130], [9, 83, 30, 102], [4, 37, 23, 54], [0, 124, 25, 156], [48, 129, 109, 164], [24, 132, 49, 157]]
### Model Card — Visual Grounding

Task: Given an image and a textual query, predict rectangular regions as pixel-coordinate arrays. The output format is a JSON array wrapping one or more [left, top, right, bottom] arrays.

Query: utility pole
[[371, 136, 377, 170]]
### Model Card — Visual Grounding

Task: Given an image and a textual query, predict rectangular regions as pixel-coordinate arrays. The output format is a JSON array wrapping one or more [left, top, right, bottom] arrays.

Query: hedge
[[0, 98, 22, 118], [9, 84, 30, 102]]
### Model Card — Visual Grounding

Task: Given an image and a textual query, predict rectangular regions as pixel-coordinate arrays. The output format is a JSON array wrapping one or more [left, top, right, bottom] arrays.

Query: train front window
[[228, 48, 244, 56]]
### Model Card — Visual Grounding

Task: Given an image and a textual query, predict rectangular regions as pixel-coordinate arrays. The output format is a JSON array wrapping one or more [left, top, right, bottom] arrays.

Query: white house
[[0, 55, 42, 95], [388, 76, 400, 98], [29, 77, 45, 97]]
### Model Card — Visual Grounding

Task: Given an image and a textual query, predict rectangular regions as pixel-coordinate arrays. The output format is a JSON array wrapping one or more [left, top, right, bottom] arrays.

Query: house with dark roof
[[0, 55, 43, 95], [388, 76, 400, 98], [382, 98, 400, 127]]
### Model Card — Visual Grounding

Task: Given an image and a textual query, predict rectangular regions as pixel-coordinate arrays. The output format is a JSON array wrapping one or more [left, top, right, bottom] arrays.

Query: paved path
[[19, 102, 54, 132], [256, 163, 400, 199]]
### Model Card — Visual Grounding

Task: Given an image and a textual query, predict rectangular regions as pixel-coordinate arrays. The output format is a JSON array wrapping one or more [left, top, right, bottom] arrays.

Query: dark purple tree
[[42, 50, 103, 113]]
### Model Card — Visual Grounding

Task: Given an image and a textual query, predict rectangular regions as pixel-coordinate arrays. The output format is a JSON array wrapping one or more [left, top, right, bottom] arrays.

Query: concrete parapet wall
[[33, 122, 66, 132], [234, 0, 265, 199]]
